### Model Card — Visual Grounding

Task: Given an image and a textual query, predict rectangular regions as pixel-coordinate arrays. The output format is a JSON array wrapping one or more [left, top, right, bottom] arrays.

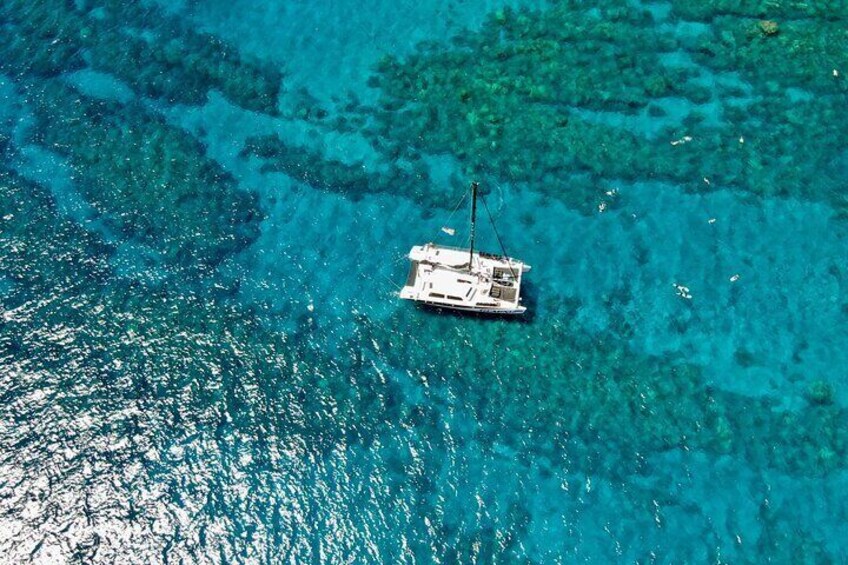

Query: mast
[[469, 181, 478, 270]]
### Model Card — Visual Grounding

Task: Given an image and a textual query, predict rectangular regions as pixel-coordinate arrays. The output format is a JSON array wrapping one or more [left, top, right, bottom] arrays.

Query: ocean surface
[[1, 0, 847, 562]]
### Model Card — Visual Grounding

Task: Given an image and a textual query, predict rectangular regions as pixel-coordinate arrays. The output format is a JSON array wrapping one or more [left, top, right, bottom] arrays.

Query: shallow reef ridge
[[21, 78, 261, 269], [0, 0, 280, 273], [241, 133, 456, 207], [362, 308, 847, 482], [364, 1, 848, 214]]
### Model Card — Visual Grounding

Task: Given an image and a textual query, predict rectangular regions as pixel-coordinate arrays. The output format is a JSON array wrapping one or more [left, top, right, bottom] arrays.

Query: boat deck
[[399, 244, 529, 314]]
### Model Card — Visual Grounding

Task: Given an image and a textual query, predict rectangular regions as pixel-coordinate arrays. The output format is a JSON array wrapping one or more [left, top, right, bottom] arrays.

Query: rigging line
[[494, 182, 505, 216], [379, 270, 403, 292], [478, 190, 518, 279], [391, 251, 410, 266], [432, 188, 469, 241], [358, 256, 403, 290]]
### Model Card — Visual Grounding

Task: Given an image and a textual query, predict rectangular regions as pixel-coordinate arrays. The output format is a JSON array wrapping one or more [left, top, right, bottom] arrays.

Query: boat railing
[[429, 243, 517, 263], [428, 243, 471, 253]]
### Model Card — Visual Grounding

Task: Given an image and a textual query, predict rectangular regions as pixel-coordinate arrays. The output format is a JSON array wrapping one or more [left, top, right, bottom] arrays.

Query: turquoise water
[[1, 0, 847, 562]]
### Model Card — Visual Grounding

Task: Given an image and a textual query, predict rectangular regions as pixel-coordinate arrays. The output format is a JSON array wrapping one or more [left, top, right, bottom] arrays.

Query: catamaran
[[399, 182, 530, 315]]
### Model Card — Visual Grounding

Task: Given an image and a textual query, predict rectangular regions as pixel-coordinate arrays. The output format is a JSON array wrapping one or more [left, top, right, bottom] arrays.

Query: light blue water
[[1, 0, 847, 562]]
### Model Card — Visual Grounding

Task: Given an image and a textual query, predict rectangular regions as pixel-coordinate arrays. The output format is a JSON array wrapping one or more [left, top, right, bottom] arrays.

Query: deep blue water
[[1, 0, 847, 562]]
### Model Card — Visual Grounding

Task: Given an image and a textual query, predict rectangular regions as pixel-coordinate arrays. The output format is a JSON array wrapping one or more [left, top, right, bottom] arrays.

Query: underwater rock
[[805, 380, 835, 406], [758, 20, 780, 36]]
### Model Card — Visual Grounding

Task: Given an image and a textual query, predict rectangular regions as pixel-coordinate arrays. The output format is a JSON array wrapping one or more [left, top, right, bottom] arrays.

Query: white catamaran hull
[[399, 243, 530, 315], [415, 300, 527, 315]]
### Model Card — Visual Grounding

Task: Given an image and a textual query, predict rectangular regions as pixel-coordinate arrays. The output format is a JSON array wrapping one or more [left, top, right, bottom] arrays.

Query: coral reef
[[691, 17, 847, 94], [0, 168, 111, 293], [0, 168, 324, 560], [757, 20, 779, 36], [671, 0, 846, 21], [0, 0, 282, 114], [1, 0, 846, 559], [0, 164, 386, 461], [0, 167, 488, 560], [805, 380, 835, 406], [363, 1, 848, 214], [241, 133, 454, 207], [2, 163, 844, 559], [0, 0, 276, 272], [354, 307, 847, 480], [21, 78, 261, 268], [365, 3, 689, 211]]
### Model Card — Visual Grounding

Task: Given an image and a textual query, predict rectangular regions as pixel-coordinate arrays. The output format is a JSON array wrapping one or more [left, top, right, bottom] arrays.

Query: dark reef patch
[[19, 79, 262, 269], [357, 310, 848, 481], [241, 133, 457, 208], [1, 0, 286, 272], [1, 0, 282, 114], [361, 1, 848, 214], [671, 0, 846, 21]]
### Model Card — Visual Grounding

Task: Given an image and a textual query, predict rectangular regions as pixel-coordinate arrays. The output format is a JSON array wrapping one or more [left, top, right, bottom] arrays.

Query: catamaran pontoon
[[399, 182, 530, 315]]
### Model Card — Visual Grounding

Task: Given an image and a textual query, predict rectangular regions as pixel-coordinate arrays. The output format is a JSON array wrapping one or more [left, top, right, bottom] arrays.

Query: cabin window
[[430, 292, 445, 299], [447, 295, 463, 301]]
